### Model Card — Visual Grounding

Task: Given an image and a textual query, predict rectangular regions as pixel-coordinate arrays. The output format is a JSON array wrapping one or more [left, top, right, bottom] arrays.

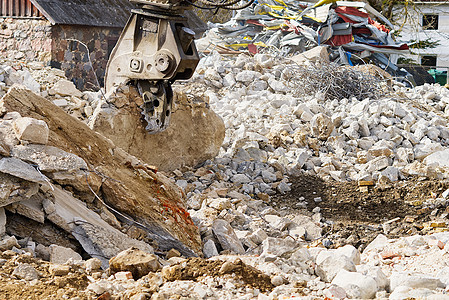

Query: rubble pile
[[0, 60, 99, 120], [0, 61, 226, 172], [2, 36, 449, 299], [170, 51, 449, 201], [198, 0, 413, 82], [0, 83, 206, 274], [4, 222, 449, 299]]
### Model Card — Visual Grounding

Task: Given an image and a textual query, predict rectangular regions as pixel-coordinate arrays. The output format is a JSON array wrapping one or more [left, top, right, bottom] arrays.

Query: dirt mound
[[0, 253, 89, 300], [163, 257, 274, 292]]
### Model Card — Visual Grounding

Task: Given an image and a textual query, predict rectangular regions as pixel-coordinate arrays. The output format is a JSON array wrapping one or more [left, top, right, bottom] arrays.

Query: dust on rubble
[[272, 174, 449, 250], [0, 253, 89, 300], [163, 257, 274, 293]]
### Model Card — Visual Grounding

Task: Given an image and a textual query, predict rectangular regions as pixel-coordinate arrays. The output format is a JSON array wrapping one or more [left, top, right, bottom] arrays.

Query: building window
[[421, 55, 437, 67], [422, 14, 439, 30]]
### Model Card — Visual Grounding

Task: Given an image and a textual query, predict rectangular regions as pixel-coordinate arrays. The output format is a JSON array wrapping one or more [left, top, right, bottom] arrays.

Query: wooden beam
[[8, 0, 13, 16], [14, 0, 20, 16], [32, 2, 38, 16], [20, 0, 25, 16], [26, 0, 31, 16]]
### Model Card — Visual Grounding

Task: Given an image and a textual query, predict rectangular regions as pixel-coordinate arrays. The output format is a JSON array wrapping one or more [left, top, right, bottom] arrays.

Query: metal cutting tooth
[[137, 80, 173, 134]]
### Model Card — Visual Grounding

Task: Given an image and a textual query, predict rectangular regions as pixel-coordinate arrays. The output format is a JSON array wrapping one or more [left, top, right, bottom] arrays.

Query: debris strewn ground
[[196, 0, 415, 83], [2, 35, 449, 300]]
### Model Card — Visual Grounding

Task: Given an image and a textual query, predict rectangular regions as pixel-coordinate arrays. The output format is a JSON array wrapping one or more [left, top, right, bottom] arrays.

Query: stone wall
[[0, 19, 122, 91], [0, 18, 52, 62], [51, 25, 122, 91]]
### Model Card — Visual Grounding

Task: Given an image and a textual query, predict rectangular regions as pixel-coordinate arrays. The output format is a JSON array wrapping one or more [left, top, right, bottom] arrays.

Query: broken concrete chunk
[[7, 195, 45, 223], [389, 272, 445, 292], [11, 144, 87, 173], [264, 214, 292, 231], [291, 46, 329, 65], [73, 220, 154, 269], [49, 264, 71, 276], [0, 157, 47, 184], [90, 88, 225, 172], [310, 113, 334, 141], [423, 149, 449, 168], [291, 214, 322, 240], [331, 270, 378, 299], [48, 186, 153, 269], [13, 117, 49, 144], [0, 236, 19, 251], [0, 172, 40, 207], [261, 237, 299, 258], [109, 248, 161, 279], [212, 219, 245, 255], [115, 271, 133, 280], [50, 79, 83, 97], [247, 228, 268, 245], [49, 244, 82, 264], [3, 86, 202, 258], [0, 208, 5, 237], [35, 244, 50, 261], [203, 240, 219, 258], [316, 254, 357, 283], [42, 198, 55, 215], [87, 280, 114, 295], [166, 248, 181, 259], [3, 112, 21, 120], [84, 258, 102, 273], [12, 263, 39, 281], [0, 140, 10, 157]]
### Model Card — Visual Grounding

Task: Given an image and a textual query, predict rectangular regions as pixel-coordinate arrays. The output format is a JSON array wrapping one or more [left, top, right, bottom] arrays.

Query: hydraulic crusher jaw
[[105, 0, 199, 133]]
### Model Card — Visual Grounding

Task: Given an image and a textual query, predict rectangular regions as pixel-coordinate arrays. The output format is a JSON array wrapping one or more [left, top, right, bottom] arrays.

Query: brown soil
[[164, 257, 274, 292], [272, 175, 449, 250], [0, 253, 90, 300]]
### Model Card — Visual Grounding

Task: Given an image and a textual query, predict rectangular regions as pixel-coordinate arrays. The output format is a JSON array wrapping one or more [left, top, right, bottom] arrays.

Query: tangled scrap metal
[[282, 61, 390, 101]]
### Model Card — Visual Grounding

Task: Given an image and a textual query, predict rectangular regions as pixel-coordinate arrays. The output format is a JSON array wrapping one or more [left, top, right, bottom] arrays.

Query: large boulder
[[89, 85, 225, 171], [0, 86, 202, 256]]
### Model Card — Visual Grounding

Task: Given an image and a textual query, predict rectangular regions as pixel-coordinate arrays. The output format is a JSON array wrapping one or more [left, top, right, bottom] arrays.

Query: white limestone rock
[[49, 244, 82, 264], [261, 237, 299, 258], [424, 149, 449, 168], [331, 269, 378, 299], [50, 79, 83, 97], [310, 113, 334, 141], [212, 219, 245, 254], [316, 253, 356, 282], [203, 240, 219, 258], [13, 117, 49, 145], [12, 263, 39, 281], [389, 272, 444, 292]]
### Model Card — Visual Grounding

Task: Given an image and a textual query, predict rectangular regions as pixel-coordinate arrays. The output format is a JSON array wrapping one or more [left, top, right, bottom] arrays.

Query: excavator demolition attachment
[[105, 0, 199, 133]]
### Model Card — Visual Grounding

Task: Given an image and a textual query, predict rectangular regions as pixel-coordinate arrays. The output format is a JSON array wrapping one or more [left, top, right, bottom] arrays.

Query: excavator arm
[[105, 0, 253, 133], [105, 0, 199, 133]]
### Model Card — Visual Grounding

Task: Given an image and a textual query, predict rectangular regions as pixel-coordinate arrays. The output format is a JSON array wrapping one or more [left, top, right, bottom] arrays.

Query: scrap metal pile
[[197, 0, 413, 82]]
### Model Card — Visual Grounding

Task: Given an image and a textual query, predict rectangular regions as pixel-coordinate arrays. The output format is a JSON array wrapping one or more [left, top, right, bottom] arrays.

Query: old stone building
[[0, 0, 134, 90]]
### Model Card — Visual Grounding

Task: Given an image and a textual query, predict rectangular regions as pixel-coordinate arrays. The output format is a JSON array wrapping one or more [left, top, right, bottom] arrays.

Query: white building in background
[[397, 0, 449, 69]]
